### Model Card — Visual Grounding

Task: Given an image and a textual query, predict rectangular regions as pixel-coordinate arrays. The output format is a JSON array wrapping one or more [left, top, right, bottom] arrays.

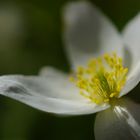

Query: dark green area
[[0, 0, 139, 140]]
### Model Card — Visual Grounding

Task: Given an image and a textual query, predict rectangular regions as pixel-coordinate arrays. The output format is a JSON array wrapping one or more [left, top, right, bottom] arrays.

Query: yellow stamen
[[70, 53, 128, 105]]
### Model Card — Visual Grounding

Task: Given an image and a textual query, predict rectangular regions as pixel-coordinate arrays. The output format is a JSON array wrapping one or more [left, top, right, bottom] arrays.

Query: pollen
[[70, 53, 128, 105]]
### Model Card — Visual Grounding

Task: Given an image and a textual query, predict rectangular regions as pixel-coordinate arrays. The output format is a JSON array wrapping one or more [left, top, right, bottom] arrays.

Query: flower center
[[70, 53, 128, 105]]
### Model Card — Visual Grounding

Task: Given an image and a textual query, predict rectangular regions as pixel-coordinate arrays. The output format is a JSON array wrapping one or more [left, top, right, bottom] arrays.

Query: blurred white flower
[[0, 1, 140, 140], [0, 4, 24, 48]]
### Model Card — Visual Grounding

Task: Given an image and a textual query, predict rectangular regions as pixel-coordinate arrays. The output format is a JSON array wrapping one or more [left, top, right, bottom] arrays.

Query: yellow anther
[[77, 66, 85, 75], [69, 77, 75, 82], [104, 99, 110, 102], [70, 52, 128, 105], [110, 92, 117, 98]]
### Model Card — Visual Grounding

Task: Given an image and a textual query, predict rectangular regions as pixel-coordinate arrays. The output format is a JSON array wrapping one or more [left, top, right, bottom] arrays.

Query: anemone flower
[[0, 1, 140, 140]]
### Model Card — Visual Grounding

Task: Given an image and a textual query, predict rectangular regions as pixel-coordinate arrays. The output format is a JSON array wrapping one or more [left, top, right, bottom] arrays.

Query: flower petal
[[0, 75, 108, 115], [63, 1, 123, 70], [121, 13, 140, 96], [39, 66, 85, 100], [94, 98, 140, 140]]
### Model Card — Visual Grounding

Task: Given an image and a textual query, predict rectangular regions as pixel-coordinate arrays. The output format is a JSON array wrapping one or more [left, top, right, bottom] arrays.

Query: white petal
[[39, 66, 68, 78], [122, 13, 140, 96], [39, 66, 84, 100], [94, 98, 140, 140], [0, 75, 108, 115], [63, 1, 123, 70]]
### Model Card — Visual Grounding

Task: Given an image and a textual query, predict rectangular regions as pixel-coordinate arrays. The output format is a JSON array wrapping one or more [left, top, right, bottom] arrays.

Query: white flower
[[0, 1, 140, 140]]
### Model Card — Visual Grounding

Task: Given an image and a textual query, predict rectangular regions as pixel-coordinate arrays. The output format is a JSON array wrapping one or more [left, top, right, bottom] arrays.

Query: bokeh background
[[0, 0, 139, 140]]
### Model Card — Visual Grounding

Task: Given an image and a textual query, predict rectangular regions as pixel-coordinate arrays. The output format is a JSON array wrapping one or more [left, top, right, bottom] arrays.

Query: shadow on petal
[[94, 98, 140, 140], [123, 46, 133, 72], [127, 83, 140, 103]]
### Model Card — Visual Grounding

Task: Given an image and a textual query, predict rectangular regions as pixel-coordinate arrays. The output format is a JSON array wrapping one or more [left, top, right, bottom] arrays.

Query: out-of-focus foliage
[[0, 0, 139, 140]]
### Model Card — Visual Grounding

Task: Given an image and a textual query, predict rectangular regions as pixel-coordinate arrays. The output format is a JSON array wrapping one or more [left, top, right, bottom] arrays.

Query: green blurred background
[[0, 0, 139, 140]]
